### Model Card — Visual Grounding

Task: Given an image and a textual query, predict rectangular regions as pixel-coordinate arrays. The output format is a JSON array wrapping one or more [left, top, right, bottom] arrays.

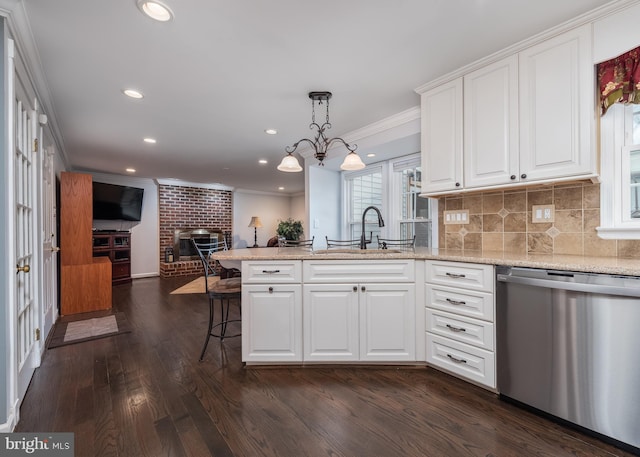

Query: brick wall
[[159, 184, 233, 277]]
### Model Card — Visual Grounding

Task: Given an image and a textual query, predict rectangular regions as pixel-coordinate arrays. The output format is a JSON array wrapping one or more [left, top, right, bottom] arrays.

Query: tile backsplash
[[437, 182, 640, 258]]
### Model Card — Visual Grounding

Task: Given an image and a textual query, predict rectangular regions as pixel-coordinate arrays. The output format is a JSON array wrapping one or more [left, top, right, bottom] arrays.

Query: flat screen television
[[92, 182, 144, 221]]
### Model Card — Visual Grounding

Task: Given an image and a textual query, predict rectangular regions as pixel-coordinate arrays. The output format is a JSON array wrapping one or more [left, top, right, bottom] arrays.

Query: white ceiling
[[8, 0, 616, 193]]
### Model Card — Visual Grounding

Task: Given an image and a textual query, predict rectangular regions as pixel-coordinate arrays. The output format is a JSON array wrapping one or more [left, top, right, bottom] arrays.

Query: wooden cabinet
[[419, 25, 597, 196], [425, 260, 496, 390], [241, 261, 303, 363], [60, 172, 112, 315], [303, 260, 416, 362], [92, 232, 131, 285]]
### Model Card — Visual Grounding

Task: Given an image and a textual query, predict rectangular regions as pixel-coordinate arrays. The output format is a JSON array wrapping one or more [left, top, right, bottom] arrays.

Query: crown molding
[[299, 105, 421, 160]]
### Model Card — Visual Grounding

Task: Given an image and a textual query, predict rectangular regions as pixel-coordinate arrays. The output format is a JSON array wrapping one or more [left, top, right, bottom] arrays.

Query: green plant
[[276, 218, 304, 241]]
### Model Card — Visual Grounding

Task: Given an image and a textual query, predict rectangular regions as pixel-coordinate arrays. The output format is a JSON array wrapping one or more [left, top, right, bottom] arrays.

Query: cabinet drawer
[[112, 262, 130, 279], [426, 309, 494, 351], [426, 334, 495, 388], [303, 260, 415, 283], [426, 284, 494, 321], [426, 261, 494, 292], [242, 261, 302, 283]]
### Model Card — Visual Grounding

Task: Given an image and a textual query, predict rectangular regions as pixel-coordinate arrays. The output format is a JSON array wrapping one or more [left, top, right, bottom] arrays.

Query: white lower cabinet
[[303, 282, 416, 362], [425, 260, 496, 389], [303, 260, 416, 363], [242, 261, 303, 363]]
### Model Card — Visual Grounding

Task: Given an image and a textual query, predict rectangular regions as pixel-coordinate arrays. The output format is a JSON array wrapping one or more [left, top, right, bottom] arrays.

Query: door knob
[[16, 264, 30, 274]]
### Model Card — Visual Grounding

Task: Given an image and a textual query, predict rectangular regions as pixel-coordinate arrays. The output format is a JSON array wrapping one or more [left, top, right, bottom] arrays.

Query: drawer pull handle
[[268, 287, 273, 293], [447, 354, 467, 364], [445, 272, 466, 279], [262, 269, 281, 274], [446, 324, 466, 333], [445, 298, 466, 306]]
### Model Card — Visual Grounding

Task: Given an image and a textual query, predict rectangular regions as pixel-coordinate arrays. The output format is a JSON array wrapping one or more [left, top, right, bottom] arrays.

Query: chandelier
[[277, 91, 365, 172]]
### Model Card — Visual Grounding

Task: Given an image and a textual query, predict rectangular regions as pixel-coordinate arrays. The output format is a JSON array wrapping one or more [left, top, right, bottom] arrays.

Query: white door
[[420, 78, 464, 194], [359, 283, 415, 361], [40, 144, 57, 340], [519, 24, 595, 181], [11, 41, 41, 402], [241, 284, 302, 362], [303, 284, 359, 361], [464, 55, 519, 188]]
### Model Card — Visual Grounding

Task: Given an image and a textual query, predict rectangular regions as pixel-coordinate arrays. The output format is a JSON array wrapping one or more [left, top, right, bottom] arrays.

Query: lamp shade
[[248, 216, 263, 228], [340, 151, 366, 171], [277, 154, 303, 172]]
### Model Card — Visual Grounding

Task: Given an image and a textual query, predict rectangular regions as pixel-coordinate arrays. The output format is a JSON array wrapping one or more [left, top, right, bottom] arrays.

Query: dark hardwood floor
[[16, 276, 637, 457]]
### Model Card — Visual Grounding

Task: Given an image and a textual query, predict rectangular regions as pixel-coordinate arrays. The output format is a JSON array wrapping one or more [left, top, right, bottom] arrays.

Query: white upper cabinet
[[420, 78, 463, 194], [418, 24, 597, 196], [464, 55, 519, 188], [519, 24, 596, 182]]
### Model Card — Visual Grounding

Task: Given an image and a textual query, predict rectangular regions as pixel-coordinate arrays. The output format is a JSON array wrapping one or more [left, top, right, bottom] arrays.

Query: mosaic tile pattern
[[437, 182, 640, 257]]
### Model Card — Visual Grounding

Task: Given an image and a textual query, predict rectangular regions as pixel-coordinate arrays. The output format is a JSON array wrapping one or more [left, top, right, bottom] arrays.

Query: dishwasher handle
[[497, 273, 640, 298]]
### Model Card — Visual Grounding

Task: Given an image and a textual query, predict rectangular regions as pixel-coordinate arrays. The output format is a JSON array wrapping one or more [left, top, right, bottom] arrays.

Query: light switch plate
[[532, 204, 555, 223], [443, 209, 469, 225]]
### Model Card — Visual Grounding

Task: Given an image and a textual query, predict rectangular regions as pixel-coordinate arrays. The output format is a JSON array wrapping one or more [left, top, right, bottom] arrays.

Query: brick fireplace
[[159, 184, 232, 278]]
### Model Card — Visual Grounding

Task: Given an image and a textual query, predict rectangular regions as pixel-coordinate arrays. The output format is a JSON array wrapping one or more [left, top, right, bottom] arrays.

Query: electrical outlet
[[443, 209, 469, 225], [532, 204, 555, 223]]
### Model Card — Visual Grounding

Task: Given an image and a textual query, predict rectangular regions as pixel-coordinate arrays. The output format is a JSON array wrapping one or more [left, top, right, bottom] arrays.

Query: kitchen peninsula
[[212, 247, 640, 380]]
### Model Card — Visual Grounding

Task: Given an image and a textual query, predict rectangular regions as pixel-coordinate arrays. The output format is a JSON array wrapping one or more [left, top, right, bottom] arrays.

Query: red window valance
[[597, 46, 640, 116]]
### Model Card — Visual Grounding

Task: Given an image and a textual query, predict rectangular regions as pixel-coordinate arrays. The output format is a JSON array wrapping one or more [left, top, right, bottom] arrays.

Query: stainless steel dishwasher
[[496, 266, 640, 452]]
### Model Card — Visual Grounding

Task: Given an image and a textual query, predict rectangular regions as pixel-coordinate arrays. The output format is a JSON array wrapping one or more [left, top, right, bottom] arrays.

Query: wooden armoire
[[60, 172, 112, 315]]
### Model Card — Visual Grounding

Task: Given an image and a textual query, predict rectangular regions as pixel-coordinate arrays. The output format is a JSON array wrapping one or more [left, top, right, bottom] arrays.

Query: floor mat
[[47, 311, 132, 348]]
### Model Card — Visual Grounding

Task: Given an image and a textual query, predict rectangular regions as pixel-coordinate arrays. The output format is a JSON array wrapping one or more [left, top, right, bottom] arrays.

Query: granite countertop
[[212, 247, 640, 276]]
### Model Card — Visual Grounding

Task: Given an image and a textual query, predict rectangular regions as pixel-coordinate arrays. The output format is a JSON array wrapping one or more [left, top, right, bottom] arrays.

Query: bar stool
[[192, 239, 242, 361]]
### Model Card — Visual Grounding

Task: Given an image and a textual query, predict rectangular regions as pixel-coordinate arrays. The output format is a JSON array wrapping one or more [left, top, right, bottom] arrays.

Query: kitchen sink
[[313, 249, 404, 255]]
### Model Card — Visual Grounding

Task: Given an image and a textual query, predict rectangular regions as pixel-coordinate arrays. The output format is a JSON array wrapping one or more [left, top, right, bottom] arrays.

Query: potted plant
[[276, 218, 304, 241]]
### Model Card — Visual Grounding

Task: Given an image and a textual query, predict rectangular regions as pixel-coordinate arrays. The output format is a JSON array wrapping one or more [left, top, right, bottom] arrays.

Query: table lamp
[[248, 216, 263, 248]]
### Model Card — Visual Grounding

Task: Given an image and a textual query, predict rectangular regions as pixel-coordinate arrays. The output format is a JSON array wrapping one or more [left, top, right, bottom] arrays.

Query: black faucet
[[359, 206, 385, 249]]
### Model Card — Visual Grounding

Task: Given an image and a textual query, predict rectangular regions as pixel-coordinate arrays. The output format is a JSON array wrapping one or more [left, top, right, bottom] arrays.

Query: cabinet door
[[360, 283, 415, 361], [303, 284, 359, 361], [242, 284, 302, 362], [464, 55, 519, 188], [519, 24, 595, 182], [420, 78, 463, 194]]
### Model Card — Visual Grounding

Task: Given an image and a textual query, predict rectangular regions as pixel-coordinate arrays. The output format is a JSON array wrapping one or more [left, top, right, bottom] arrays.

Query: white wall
[[307, 166, 342, 248], [233, 191, 295, 248], [90, 172, 159, 278]]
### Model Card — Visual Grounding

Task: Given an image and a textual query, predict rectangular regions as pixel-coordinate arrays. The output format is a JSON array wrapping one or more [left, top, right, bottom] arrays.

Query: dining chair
[[376, 235, 416, 251], [278, 236, 314, 251], [192, 239, 242, 361], [325, 236, 361, 249]]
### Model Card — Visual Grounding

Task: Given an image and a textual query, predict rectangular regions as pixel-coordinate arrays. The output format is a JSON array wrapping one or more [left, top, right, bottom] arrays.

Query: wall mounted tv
[[92, 182, 144, 221]]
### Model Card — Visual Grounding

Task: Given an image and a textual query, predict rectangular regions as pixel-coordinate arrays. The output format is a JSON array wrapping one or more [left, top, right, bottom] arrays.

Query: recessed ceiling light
[[259, 159, 268, 164], [123, 89, 144, 99], [367, 153, 376, 158], [126, 168, 136, 173], [278, 187, 285, 190], [137, 0, 173, 22], [264, 129, 277, 135], [143, 138, 156, 144]]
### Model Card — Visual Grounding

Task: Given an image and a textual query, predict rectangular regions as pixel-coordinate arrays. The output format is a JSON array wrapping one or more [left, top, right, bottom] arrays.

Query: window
[[345, 166, 384, 242], [598, 103, 640, 238], [393, 156, 431, 247], [343, 153, 434, 247]]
